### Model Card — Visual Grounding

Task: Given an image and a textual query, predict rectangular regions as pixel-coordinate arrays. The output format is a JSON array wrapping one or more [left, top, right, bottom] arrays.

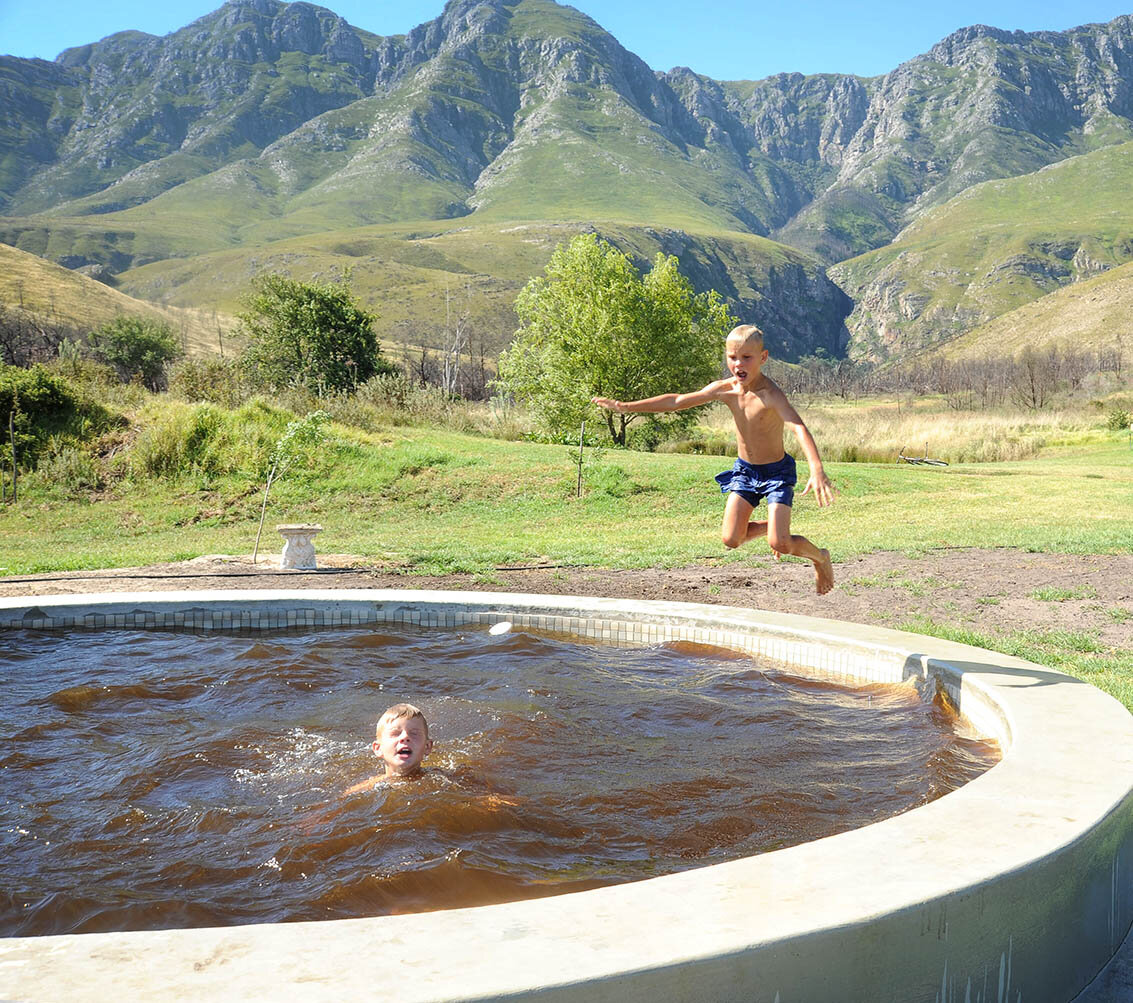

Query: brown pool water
[[1, 623, 999, 936]]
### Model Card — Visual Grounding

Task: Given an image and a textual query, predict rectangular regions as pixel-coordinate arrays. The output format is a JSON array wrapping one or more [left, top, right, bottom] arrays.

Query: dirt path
[[2, 549, 1130, 648]]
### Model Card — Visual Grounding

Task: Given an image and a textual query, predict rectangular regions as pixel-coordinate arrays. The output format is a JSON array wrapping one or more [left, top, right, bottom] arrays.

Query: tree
[[238, 275, 395, 394], [496, 234, 736, 445], [1010, 346, 1058, 410], [0, 303, 76, 367], [89, 316, 182, 390]]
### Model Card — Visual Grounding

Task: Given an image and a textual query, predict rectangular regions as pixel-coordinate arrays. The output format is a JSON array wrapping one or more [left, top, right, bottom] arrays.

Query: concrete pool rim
[[1, 588, 1131, 1003]]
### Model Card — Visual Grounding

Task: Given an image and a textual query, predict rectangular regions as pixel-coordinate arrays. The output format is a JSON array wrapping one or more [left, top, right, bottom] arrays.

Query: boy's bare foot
[[813, 549, 834, 595]]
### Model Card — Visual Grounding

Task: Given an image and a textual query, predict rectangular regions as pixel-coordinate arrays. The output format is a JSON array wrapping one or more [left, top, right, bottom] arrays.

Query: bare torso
[[717, 376, 789, 464]]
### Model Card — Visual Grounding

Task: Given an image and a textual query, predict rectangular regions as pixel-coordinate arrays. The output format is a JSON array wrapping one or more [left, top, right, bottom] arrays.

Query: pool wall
[[2, 589, 1131, 1003]]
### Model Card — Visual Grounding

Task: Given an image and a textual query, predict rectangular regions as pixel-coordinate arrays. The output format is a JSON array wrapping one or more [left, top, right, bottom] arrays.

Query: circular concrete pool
[[1, 589, 1131, 1003]]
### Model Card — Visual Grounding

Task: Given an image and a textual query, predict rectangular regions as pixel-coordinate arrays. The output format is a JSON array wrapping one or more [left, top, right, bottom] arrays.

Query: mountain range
[[1, 0, 1131, 362]]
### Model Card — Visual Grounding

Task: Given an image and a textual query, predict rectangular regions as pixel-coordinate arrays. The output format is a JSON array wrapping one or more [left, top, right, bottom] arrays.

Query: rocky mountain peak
[[3, 0, 1133, 362], [926, 24, 1026, 66]]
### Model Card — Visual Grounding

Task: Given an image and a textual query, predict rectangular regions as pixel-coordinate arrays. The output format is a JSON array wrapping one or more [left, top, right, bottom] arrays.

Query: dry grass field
[[0, 243, 234, 355]]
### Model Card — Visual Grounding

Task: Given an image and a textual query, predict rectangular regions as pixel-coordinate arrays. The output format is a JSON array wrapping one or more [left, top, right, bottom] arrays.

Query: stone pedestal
[[277, 524, 322, 570]]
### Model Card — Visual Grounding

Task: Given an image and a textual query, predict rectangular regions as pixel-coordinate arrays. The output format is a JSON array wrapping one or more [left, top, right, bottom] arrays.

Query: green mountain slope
[[772, 19, 1133, 261], [116, 219, 848, 360], [3, 0, 1133, 361], [938, 259, 1133, 359], [1, 5, 386, 216], [830, 141, 1133, 360], [7, 0, 805, 239], [0, 0, 849, 357]]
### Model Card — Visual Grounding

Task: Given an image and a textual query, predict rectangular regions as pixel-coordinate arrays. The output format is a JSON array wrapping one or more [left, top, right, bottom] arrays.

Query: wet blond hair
[[376, 703, 428, 740], [726, 324, 764, 350]]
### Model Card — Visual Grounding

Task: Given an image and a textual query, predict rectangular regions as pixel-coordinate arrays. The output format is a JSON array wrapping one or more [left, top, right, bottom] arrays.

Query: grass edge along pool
[[1, 588, 1132, 1003]]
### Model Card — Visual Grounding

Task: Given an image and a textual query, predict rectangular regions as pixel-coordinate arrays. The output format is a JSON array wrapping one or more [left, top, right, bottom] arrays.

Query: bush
[[0, 363, 74, 425], [344, 374, 475, 431], [169, 355, 251, 408], [47, 355, 150, 411], [656, 434, 735, 456], [1105, 407, 1132, 431], [0, 364, 119, 468], [0, 303, 81, 367], [89, 317, 182, 391], [625, 415, 699, 453], [28, 442, 102, 497], [238, 274, 396, 394], [131, 401, 228, 478]]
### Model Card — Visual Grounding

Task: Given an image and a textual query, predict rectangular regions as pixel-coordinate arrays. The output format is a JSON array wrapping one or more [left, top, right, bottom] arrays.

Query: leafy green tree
[[496, 233, 736, 445], [238, 275, 395, 394], [89, 317, 182, 391]]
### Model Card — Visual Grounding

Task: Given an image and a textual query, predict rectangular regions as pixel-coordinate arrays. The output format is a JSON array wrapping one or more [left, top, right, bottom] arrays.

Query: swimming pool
[[1, 589, 1130, 1002], [3, 621, 996, 935]]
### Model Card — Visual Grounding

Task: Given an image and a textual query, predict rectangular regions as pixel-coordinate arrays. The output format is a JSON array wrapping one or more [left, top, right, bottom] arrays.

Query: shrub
[[47, 355, 150, 411], [131, 402, 227, 478], [0, 363, 74, 428], [1105, 407, 1132, 431], [238, 274, 396, 394], [350, 374, 477, 430], [0, 303, 80, 367], [28, 443, 102, 497], [0, 364, 117, 467], [656, 435, 734, 456], [169, 355, 251, 408], [89, 317, 182, 391]]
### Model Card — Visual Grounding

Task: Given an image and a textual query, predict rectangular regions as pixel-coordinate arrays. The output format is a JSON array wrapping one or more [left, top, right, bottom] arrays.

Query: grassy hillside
[[0, 0, 848, 360], [831, 142, 1133, 360], [2, 216, 834, 366], [114, 219, 830, 358], [940, 260, 1133, 359], [0, 242, 233, 354]]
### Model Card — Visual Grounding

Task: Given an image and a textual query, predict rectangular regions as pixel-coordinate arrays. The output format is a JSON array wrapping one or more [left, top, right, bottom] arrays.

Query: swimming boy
[[344, 703, 434, 795], [592, 323, 835, 594]]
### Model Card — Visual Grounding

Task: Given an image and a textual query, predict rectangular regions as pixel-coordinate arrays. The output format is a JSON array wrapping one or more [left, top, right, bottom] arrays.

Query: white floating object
[[489, 621, 512, 635]]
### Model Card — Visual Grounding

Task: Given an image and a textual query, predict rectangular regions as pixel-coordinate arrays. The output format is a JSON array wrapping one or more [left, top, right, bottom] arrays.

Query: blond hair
[[376, 703, 428, 740], [726, 324, 764, 350]]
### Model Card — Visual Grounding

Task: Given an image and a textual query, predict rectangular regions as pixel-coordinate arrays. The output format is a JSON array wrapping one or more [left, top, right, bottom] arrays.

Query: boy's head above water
[[372, 703, 433, 778]]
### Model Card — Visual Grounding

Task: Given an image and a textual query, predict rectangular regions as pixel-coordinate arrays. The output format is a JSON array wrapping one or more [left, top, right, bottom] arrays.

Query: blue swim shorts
[[714, 453, 797, 508]]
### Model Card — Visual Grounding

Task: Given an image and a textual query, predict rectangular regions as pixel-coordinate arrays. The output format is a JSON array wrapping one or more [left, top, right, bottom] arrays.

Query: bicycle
[[897, 443, 949, 467]]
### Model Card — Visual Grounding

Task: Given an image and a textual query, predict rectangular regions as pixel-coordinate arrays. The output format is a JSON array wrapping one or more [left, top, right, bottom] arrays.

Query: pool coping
[[2, 588, 1132, 1003]]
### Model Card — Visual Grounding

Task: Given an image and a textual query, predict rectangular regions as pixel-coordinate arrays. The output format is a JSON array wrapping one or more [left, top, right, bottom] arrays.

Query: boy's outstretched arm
[[592, 382, 723, 414]]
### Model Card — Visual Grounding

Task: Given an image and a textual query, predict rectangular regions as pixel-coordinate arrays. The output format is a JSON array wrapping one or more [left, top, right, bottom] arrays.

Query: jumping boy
[[592, 323, 835, 594], [344, 703, 434, 795]]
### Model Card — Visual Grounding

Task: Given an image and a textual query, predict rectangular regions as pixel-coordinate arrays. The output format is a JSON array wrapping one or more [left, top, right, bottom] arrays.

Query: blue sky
[[1, 0, 1129, 79]]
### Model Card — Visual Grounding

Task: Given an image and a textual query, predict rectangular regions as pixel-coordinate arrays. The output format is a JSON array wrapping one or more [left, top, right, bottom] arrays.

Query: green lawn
[[6, 423, 1130, 574]]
